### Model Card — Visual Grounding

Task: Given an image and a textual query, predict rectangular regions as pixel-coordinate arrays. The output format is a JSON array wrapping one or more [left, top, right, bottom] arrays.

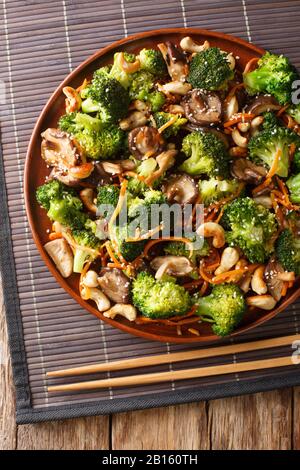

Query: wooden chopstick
[[48, 356, 297, 392], [46, 334, 300, 378]]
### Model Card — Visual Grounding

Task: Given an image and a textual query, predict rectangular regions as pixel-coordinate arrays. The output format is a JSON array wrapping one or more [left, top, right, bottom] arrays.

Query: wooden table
[[1, 291, 299, 450]]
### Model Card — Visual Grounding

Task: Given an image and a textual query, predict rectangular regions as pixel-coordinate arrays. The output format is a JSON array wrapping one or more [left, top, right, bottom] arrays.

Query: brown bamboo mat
[[1, 0, 300, 424]]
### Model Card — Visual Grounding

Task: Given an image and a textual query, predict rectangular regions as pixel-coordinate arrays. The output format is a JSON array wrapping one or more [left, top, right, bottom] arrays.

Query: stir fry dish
[[36, 36, 300, 337]]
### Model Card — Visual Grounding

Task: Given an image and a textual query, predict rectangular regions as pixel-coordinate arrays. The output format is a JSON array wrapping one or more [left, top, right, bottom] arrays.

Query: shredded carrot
[[199, 264, 215, 283], [265, 149, 281, 179], [76, 78, 89, 93], [188, 328, 200, 336], [212, 268, 249, 284], [270, 192, 285, 228], [243, 57, 259, 74], [49, 232, 62, 240], [104, 242, 123, 269], [143, 236, 194, 259], [177, 325, 182, 336], [215, 207, 225, 224], [158, 115, 177, 134], [289, 143, 296, 162], [199, 280, 209, 297], [204, 248, 221, 272], [252, 177, 272, 195], [277, 104, 290, 117], [223, 113, 255, 128], [281, 282, 288, 297]]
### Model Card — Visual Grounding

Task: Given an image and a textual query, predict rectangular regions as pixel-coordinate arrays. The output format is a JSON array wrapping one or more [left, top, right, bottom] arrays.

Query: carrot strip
[[252, 177, 272, 195], [281, 282, 288, 297], [277, 104, 289, 117], [158, 116, 177, 134], [243, 57, 259, 74], [104, 242, 123, 269], [79, 261, 92, 299], [199, 264, 215, 283], [265, 149, 281, 179], [223, 113, 255, 128], [49, 232, 62, 240], [199, 281, 209, 297]]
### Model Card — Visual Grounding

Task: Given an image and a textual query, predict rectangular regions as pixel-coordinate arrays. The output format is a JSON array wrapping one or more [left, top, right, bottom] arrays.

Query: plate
[[24, 28, 300, 343]]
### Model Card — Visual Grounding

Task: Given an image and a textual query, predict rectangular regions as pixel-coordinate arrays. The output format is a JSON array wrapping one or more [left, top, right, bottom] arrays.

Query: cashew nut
[[166, 104, 185, 115], [82, 270, 99, 288], [197, 222, 226, 248], [246, 295, 277, 310], [103, 304, 137, 322], [237, 122, 250, 133], [277, 272, 296, 282], [214, 247, 240, 275], [229, 146, 248, 158], [81, 286, 111, 312], [180, 37, 210, 53], [251, 266, 268, 295], [80, 188, 97, 213], [160, 81, 192, 96], [250, 116, 264, 136], [101, 161, 123, 175], [239, 274, 252, 293], [226, 53, 236, 70], [63, 86, 82, 113], [69, 162, 94, 179], [119, 111, 148, 130], [253, 195, 273, 209], [224, 95, 238, 121], [232, 128, 248, 148]]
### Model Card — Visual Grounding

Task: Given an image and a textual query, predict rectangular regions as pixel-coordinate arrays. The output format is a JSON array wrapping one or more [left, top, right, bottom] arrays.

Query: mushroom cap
[[163, 174, 198, 205], [264, 256, 285, 302], [182, 89, 222, 126], [231, 158, 267, 184], [44, 238, 73, 278], [150, 255, 194, 278], [41, 128, 82, 169], [98, 268, 131, 304], [245, 95, 281, 116], [128, 126, 164, 160]]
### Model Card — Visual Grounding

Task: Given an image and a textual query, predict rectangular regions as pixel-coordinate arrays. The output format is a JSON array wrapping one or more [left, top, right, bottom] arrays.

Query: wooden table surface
[[1, 290, 299, 450]]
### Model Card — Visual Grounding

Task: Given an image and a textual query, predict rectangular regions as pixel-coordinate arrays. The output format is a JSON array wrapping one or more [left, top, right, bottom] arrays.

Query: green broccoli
[[113, 225, 145, 262], [109, 52, 137, 89], [127, 190, 166, 227], [164, 239, 210, 264], [72, 229, 102, 273], [193, 284, 246, 336], [276, 228, 300, 275], [287, 173, 300, 203], [287, 104, 300, 124], [198, 178, 240, 206], [128, 70, 155, 101], [188, 47, 234, 91], [262, 111, 279, 130], [132, 271, 191, 319], [179, 131, 229, 177], [47, 195, 87, 230], [76, 125, 124, 160], [153, 112, 187, 138], [243, 52, 297, 105], [127, 177, 149, 196], [96, 185, 120, 218], [58, 112, 102, 134], [221, 197, 277, 263], [138, 48, 167, 77], [146, 91, 165, 112], [294, 151, 300, 173], [248, 125, 300, 178], [83, 73, 130, 123], [36, 179, 75, 211]]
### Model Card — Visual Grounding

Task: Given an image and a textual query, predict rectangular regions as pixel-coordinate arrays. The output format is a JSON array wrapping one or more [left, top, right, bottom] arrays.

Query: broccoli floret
[[287, 104, 300, 124], [248, 125, 300, 178], [193, 284, 246, 336], [129, 70, 155, 101], [47, 195, 87, 230], [243, 52, 297, 105], [287, 173, 300, 203], [179, 131, 229, 177], [72, 229, 101, 273], [58, 112, 102, 134], [276, 229, 300, 275], [84, 73, 130, 123], [109, 52, 137, 89], [221, 197, 277, 263], [113, 225, 145, 262], [262, 111, 279, 130], [132, 271, 191, 318], [153, 112, 187, 138], [139, 48, 167, 77], [36, 180, 75, 211], [147, 91, 165, 112], [164, 239, 210, 263], [127, 177, 149, 196], [294, 151, 300, 173], [96, 185, 120, 218], [77, 125, 124, 160], [127, 189, 166, 224], [188, 47, 234, 91], [198, 178, 240, 206]]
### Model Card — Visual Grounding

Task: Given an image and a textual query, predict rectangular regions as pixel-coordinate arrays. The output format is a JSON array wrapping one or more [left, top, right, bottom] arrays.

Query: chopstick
[[47, 334, 300, 378], [48, 356, 297, 392]]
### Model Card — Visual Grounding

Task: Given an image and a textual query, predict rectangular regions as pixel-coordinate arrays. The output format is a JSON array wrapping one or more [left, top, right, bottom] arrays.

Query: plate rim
[[24, 27, 300, 343]]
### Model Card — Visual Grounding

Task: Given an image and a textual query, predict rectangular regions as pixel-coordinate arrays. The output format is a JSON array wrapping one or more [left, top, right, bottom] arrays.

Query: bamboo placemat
[[1, 0, 300, 424]]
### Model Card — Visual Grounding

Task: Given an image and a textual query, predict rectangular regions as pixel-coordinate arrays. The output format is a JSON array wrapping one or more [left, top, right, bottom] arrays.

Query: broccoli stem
[[73, 249, 90, 274]]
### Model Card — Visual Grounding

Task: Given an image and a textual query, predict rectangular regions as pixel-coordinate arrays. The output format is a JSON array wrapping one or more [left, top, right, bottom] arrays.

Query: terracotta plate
[[24, 28, 300, 343]]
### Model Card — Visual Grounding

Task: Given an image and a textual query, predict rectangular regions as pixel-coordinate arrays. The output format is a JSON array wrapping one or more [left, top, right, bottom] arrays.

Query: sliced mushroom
[[119, 110, 148, 131], [128, 126, 164, 160], [246, 95, 281, 116], [41, 128, 82, 169], [98, 268, 131, 304], [150, 256, 194, 278], [158, 41, 188, 81], [44, 238, 73, 278], [231, 158, 267, 183], [163, 174, 198, 204], [264, 256, 285, 301], [80, 188, 97, 213], [182, 89, 222, 126]]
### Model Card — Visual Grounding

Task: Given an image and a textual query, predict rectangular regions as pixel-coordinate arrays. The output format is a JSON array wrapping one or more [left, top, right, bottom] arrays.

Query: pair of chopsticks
[[47, 334, 300, 392]]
